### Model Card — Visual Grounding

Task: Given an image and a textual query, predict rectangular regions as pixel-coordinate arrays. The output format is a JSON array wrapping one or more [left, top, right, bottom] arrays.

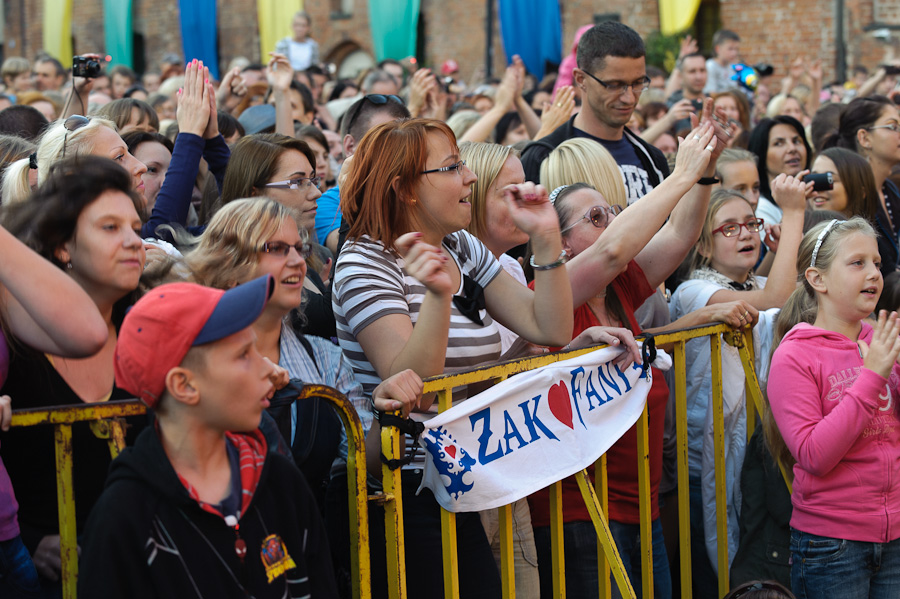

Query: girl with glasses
[[670, 175, 807, 589]]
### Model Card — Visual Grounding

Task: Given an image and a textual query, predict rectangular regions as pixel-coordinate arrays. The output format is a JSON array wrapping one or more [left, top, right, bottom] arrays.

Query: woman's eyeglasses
[[421, 160, 466, 176], [711, 218, 765, 237], [259, 241, 312, 259], [62, 115, 91, 159], [265, 176, 321, 191], [561, 205, 623, 234]]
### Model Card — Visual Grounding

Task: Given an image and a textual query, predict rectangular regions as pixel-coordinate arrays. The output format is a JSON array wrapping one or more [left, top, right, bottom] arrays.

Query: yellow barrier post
[[673, 339, 692, 598], [381, 418, 406, 599], [636, 404, 654, 599], [437, 388, 460, 599], [597, 453, 611, 599], [55, 424, 77, 599], [709, 334, 730, 596], [549, 480, 567, 598]]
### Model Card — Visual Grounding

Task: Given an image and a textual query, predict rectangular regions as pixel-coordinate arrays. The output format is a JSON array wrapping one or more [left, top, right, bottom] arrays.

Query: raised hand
[[540, 85, 575, 132], [672, 121, 715, 180], [176, 59, 211, 136], [395, 232, 453, 296], [678, 35, 699, 61], [771, 171, 809, 212], [501, 182, 559, 238], [216, 67, 247, 111], [267, 52, 294, 92], [859, 310, 900, 379], [407, 68, 434, 117]]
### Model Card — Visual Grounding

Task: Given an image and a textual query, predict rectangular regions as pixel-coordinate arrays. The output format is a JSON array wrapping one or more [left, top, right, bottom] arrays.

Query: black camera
[[807, 172, 834, 191], [73, 56, 102, 79]]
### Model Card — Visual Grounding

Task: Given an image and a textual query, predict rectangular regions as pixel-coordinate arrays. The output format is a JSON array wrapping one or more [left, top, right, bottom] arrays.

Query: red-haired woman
[[332, 118, 573, 598]]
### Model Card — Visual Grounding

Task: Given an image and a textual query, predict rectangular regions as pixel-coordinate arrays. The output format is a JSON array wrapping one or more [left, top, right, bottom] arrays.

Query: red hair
[[341, 118, 457, 247]]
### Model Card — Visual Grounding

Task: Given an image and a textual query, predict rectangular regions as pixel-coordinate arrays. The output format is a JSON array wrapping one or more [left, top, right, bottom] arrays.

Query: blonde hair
[[540, 138, 627, 209], [459, 141, 518, 239], [447, 110, 481, 140], [1, 57, 30, 81], [690, 188, 754, 272], [186, 197, 304, 291], [1, 117, 118, 205]]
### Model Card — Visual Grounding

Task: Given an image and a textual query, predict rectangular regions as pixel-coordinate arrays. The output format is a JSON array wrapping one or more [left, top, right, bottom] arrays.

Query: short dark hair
[[646, 65, 666, 80], [712, 30, 740, 48], [0, 105, 50, 141], [682, 52, 706, 64], [823, 95, 893, 153], [216, 111, 245, 141], [576, 22, 645, 73], [35, 55, 66, 77], [122, 130, 174, 156], [340, 95, 411, 143], [108, 64, 137, 82]]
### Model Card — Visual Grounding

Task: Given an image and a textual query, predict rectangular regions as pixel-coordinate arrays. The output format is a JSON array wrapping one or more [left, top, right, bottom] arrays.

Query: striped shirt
[[333, 231, 503, 467]]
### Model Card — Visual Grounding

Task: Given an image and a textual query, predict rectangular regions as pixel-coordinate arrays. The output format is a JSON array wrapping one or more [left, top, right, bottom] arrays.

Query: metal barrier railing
[[379, 323, 775, 599], [9, 384, 372, 599], [12, 323, 780, 599]]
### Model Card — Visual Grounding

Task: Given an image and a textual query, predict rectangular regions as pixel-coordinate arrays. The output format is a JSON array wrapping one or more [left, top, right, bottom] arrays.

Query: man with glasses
[[522, 22, 669, 205], [314, 94, 410, 255]]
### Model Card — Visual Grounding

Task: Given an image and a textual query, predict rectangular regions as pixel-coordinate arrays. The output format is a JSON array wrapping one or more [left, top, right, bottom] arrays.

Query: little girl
[[767, 217, 900, 598]]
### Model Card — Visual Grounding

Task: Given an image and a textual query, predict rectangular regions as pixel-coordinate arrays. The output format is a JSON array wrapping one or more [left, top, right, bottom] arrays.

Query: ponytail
[[1, 157, 32, 205]]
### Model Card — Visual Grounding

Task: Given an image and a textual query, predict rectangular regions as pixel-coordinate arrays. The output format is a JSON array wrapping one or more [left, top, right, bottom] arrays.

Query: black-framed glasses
[[422, 160, 466, 176], [712, 218, 765, 237], [343, 94, 405, 138], [582, 70, 650, 95], [561, 204, 623, 233], [265, 176, 322, 191], [259, 241, 312, 259], [62, 115, 90, 159]]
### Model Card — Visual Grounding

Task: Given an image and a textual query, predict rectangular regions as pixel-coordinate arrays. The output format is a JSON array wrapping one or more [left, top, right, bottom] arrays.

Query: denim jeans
[[534, 518, 671, 599], [608, 518, 672, 599], [0, 535, 41, 598], [790, 529, 900, 599]]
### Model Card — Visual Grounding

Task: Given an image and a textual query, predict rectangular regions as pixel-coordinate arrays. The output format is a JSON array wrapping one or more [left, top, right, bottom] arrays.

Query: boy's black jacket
[[78, 426, 338, 599]]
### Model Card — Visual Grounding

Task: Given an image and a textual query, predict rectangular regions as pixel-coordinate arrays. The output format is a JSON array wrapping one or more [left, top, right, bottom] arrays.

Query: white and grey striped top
[[333, 230, 503, 464]]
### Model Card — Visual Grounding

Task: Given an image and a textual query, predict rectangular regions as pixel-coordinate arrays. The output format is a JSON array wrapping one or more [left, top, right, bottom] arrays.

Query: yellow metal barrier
[[379, 323, 775, 599], [9, 384, 373, 599], [14, 323, 781, 599]]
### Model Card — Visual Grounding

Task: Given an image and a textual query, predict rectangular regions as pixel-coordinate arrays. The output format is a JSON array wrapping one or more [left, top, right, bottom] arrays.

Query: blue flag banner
[[418, 344, 669, 512], [498, 0, 562, 78], [179, 0, 219, 80]]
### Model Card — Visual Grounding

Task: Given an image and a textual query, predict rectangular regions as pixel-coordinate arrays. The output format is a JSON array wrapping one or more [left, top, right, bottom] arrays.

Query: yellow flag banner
[[257, 0, 303, 60], [659, 0, 701, 36], [43, 0, 74, 66]]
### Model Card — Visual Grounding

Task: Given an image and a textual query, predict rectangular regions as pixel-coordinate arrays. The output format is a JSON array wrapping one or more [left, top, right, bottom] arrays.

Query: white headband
[[810, 219, 841, 268], [549, 185, 570, 205]]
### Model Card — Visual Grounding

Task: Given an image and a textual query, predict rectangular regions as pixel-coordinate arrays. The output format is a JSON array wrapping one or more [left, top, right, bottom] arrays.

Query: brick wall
[[3, 0, 897, 87]]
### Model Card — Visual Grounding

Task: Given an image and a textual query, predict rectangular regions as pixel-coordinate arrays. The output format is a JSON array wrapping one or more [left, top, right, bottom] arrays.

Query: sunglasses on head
[[343, 94, 405, 138], [62, 114, 90, 159]]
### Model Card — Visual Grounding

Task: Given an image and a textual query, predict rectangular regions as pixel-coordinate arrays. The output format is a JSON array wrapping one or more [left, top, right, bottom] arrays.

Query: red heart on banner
[[445, 445, 457, 458], [548, 381, 574, 429]]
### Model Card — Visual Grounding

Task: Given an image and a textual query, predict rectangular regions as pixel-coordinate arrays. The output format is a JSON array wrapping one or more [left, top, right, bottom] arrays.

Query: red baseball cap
[[115, 275, 274, 408]]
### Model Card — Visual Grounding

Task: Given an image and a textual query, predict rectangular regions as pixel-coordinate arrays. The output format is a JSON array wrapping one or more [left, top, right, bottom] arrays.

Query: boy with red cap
[[78, 276, 347, 597]]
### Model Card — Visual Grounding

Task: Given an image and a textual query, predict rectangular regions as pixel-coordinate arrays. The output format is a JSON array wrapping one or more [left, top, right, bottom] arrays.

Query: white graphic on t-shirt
[[619, 165, 653, 205]]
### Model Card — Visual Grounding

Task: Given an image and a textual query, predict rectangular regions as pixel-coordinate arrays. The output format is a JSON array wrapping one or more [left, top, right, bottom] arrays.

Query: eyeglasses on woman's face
[[265, 176, 321, 191], [561, 204, 623, 234], [259, 241, 312, 259]]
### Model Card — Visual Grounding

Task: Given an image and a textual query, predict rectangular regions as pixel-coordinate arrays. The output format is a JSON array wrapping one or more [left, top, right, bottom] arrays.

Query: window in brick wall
[[696, 0, 721, 56], [331, 0, 353, 19]]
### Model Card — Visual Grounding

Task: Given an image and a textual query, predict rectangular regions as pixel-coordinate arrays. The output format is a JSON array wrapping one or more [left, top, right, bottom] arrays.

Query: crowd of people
[[0, 12, 899, 599]]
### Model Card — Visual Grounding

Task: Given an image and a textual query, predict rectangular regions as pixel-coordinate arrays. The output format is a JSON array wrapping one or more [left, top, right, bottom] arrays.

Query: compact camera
[[807, 172, 834, 192], [72, 56, 102, 79]]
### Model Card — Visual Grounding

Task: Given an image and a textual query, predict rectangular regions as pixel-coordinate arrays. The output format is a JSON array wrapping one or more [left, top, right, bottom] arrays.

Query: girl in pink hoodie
[[768, 217, 900, 599]]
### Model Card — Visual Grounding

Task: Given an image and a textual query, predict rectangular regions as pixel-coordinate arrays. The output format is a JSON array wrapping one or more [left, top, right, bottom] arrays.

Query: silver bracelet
[[529, 249, 568, 271]]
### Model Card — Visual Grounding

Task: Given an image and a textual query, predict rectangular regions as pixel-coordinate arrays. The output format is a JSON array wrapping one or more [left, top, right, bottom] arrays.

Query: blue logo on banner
[[422, 427, 476, 499]]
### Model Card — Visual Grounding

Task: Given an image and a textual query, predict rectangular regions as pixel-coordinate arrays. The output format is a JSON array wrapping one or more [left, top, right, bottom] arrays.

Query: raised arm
[[267, 53, 295, 137], [0, 225, 107, 356], [705, 173, 808, 309], [566, 121, 715, 307], [484, 183, 572, 346]]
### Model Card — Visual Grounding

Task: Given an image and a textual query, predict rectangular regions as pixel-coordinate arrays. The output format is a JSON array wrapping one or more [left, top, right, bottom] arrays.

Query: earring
[[66, 261, 73, 270]]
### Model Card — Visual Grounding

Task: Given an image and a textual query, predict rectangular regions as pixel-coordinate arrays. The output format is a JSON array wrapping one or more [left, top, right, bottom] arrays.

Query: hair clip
[[810, 219, 840, 268], [549, 185, 570, 205], [28, 152, 38, 170]]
